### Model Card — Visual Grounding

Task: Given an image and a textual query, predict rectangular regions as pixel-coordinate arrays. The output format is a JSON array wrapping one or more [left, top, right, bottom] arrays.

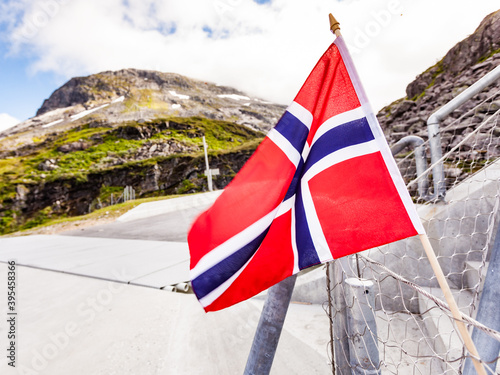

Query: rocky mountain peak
[[36, 68, 276, 119], [404, 9, 500, 102], [440, 10, 500, 75], [377, 9, 500, 144], [1, 69, 285, 142]]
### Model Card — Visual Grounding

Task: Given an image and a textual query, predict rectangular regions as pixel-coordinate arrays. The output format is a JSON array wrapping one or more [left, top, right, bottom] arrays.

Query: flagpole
[[419, 234, 487, 375]]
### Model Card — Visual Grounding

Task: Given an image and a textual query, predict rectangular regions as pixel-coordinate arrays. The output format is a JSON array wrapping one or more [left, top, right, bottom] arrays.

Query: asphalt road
[[63, 205, 210, 242]]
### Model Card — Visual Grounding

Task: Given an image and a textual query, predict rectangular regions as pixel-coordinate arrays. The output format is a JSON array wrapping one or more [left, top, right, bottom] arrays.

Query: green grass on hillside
[[0, 116, 264, 235], [478, 47, 500, 64], [0, 116, 263, 188]]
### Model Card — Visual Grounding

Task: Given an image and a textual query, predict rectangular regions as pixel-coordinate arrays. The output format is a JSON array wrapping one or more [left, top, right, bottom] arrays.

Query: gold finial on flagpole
[[329, 13, 341, 37]]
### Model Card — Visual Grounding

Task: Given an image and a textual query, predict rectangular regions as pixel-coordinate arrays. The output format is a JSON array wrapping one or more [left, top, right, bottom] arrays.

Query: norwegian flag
[[188, 36, 424, 312]]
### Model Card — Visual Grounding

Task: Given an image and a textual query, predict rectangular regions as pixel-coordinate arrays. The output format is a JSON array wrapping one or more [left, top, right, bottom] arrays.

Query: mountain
[[0, 70, 285, 234], [3, 69, 285, 139], [1, 9, 499, 235]]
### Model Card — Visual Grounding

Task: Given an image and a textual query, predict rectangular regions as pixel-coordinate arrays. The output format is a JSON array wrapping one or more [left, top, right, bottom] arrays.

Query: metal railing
[[395, 65, 500, 202]]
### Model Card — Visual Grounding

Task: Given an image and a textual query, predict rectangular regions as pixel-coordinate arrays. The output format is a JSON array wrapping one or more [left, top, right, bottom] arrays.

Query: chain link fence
[[325, 83, 500, 374]]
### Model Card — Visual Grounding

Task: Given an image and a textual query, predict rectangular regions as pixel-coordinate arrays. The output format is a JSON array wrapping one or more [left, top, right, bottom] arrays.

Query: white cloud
[[3, 0, 500, 112], [0, 113, 20, 132]]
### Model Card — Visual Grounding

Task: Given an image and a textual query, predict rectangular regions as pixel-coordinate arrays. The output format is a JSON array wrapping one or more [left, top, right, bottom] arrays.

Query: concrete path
[[63, 191, 221, 242], [117, 190, 222, 223], [63, 206, 205, 242]]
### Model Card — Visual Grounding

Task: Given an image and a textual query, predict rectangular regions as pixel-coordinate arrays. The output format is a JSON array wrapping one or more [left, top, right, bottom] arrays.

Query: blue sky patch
[[158, 22, 177, 36], [202, 26, 229, 39], [0, 48, 64, 120], [202, 25, 213, 38]]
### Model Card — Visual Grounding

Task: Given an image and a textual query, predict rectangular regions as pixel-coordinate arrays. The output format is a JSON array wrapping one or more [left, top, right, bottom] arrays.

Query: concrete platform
[[0, 263, 331, 375], [0, 235, 190, 289]]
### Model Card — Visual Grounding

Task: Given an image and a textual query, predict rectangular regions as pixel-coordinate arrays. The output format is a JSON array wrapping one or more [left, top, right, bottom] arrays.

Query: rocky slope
[[376, 9, 500, 196], [377, 9, 500, 143], [0, 70, 285, 234]]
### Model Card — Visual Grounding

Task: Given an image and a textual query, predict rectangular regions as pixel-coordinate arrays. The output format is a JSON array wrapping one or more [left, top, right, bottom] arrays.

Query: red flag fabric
[[188, 36, 424, 312]]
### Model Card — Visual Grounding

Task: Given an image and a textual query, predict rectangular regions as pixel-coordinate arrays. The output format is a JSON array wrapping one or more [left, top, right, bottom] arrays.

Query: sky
[[0, 0, 499, 130]]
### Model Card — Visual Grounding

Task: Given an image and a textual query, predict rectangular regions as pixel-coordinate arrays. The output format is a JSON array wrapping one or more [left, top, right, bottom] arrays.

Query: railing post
[[345, 278, 381, 375], [390, 135, 429, 199], [426, 119, 446, 199]]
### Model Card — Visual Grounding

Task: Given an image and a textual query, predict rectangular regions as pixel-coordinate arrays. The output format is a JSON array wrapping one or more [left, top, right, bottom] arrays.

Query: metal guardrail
[[426, 65, 500, 200], [392, 65, 500, 202]]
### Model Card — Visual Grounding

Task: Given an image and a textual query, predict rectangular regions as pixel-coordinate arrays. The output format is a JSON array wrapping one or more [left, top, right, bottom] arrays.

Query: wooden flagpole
[[328, 13, 487, 375], [419, 234, 486, 375]]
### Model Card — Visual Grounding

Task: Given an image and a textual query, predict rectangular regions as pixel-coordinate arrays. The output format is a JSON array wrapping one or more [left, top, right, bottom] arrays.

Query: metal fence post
[[330, 258, 356, 374], [462, 220, 500, 374], [345, 278, 381, 375], [330, 256, 356, 375], [244, 274, 297, 375]]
